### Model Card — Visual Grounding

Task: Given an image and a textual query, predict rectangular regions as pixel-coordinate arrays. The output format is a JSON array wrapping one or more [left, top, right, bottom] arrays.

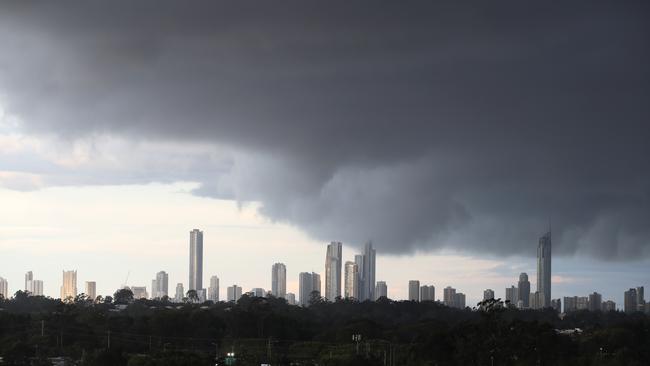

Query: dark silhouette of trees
[[113, 288, 134, 304], [185, 289, 199, 303], [0, 294, 648, 365]]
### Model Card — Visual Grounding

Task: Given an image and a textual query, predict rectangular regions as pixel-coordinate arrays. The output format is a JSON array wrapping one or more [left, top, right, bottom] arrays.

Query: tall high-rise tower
[[518, 272, 531, 308], [152, 271, 168, 299], [208, 276, 220, 302], [0, 277, 8, 298], [189, 229, 203, 291], [271, 263, 287, 298], [299, 272, 321, 306], [174, 283, 184, 303], [357, 242, 376, 301], [375, 281, 388, 300], [408, 280, 420, 301], [325, 242, 343, 301], [85, 281, 96, 300], [344, 261, 359, 299], [24, 271, 33, 292], [537, 231, 552, 307], [60, 270, 77, 300]]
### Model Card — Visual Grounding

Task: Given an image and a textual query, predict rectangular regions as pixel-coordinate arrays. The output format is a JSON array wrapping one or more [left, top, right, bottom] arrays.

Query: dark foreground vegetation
[[0, 290, 648, 366]]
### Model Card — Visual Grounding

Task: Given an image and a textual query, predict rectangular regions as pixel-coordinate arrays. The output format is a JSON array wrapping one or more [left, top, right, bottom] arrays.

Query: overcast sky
[[0, 1, 648, 306]]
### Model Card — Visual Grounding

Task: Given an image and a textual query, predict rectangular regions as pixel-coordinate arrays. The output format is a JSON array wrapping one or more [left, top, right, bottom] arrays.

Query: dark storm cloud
[[0, 1, 648, 259]]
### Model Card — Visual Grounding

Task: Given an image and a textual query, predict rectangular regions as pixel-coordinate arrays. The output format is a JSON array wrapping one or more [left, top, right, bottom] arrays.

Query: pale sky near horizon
[[0, 2, 649, 309]]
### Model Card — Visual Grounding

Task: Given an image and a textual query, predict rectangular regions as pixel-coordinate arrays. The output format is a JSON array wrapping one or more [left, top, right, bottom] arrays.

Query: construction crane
[[122, 270, 130, 289]]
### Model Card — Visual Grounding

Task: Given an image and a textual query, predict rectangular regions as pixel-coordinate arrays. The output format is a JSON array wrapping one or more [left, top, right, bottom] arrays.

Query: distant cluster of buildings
[[0, 229, 648, 315], [405, 281, 466, 309]]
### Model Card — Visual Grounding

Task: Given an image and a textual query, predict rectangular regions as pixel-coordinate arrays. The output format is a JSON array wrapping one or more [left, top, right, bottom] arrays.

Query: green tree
[[114, 288, 134, 304]]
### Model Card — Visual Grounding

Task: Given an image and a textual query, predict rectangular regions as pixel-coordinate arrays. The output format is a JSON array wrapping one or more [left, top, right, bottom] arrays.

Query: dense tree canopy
[[0, 293, 648, 365]]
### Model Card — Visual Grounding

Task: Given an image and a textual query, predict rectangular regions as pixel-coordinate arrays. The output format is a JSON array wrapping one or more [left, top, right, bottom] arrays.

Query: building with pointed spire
[[537, 231, 552, 307]]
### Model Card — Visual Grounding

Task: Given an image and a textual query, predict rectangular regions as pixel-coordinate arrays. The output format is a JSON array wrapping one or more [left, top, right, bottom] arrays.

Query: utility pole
[[107, 330, 111, 349], [352, 334, 362, 355], [149, 335, 152, 352], [41, 320, 44, 337]]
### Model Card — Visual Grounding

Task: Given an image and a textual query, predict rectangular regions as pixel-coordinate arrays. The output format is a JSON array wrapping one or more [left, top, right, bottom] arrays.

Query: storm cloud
[[0, 1, 648, 259]]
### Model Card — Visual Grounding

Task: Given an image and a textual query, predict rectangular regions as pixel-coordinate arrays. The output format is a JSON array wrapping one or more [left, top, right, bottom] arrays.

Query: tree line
[[0, 290, 648, 365]]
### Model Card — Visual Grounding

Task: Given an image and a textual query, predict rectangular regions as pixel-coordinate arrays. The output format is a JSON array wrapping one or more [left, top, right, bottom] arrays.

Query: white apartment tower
[[174, 283, 184, 303], [60, 270, 77, 300], [325, 242, 343, 301], [299, 272, 321, 306], [271, 263, 287, 299], [208, 275, 220, 302], [375, 281, 388, 300], [25, 271, 33, 292], [189, 229, 203, 291], [85, 281, 96, 300], [227, 285, 242, 302], [151, 271, 169, 299], [0, 277, 8, 298], [420, 285, 435, 301], [344, 261, 359, 299], [408, 280, 420, 301]]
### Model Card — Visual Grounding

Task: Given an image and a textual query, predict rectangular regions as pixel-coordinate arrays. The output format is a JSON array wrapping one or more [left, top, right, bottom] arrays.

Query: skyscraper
[[537, 231, 552, 307], [60, 270, 77, 300], [208, 275, 220, 302], [286, 292, 296, 305], [483, 289, 495, 301], [564, 296, 578, 312], [31, 280, 43, 297], [344, 261, 359, 299], [420, 285, 435, 302], [588, 292, 602, 311], [357, 242, 376, 301], [624, 288, 638, 313], [354, 254, 364, 298], [455, 292, 466, 309], [443, 286, 456, 307], [505, 285, 518, 305], [131, 286, 148, 299], [324, 242, 342, 301], [0, 277, 7, 298], [375, 281, 388, 300], [408, 280, 420, 301], [227, 285, 242, 302], [24, 271, 33, 292], [151, 271, 168, 299], [174, 283, 184, 303], [602, 300, 616, 312], [249, 288, 265, 297], [576, 296, 589, 310], [85, 281, 96, 300], [299, 272, 321, 306], [24, 272, 43, 297], [189, 229, 203, 291], [636, 286, 645, 312], [271, 263, 287, 299], [517, 273, 530, 308]]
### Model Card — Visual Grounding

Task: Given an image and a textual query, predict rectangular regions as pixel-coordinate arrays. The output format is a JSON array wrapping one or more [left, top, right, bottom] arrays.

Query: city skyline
[[1, 228, 646, 312]]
